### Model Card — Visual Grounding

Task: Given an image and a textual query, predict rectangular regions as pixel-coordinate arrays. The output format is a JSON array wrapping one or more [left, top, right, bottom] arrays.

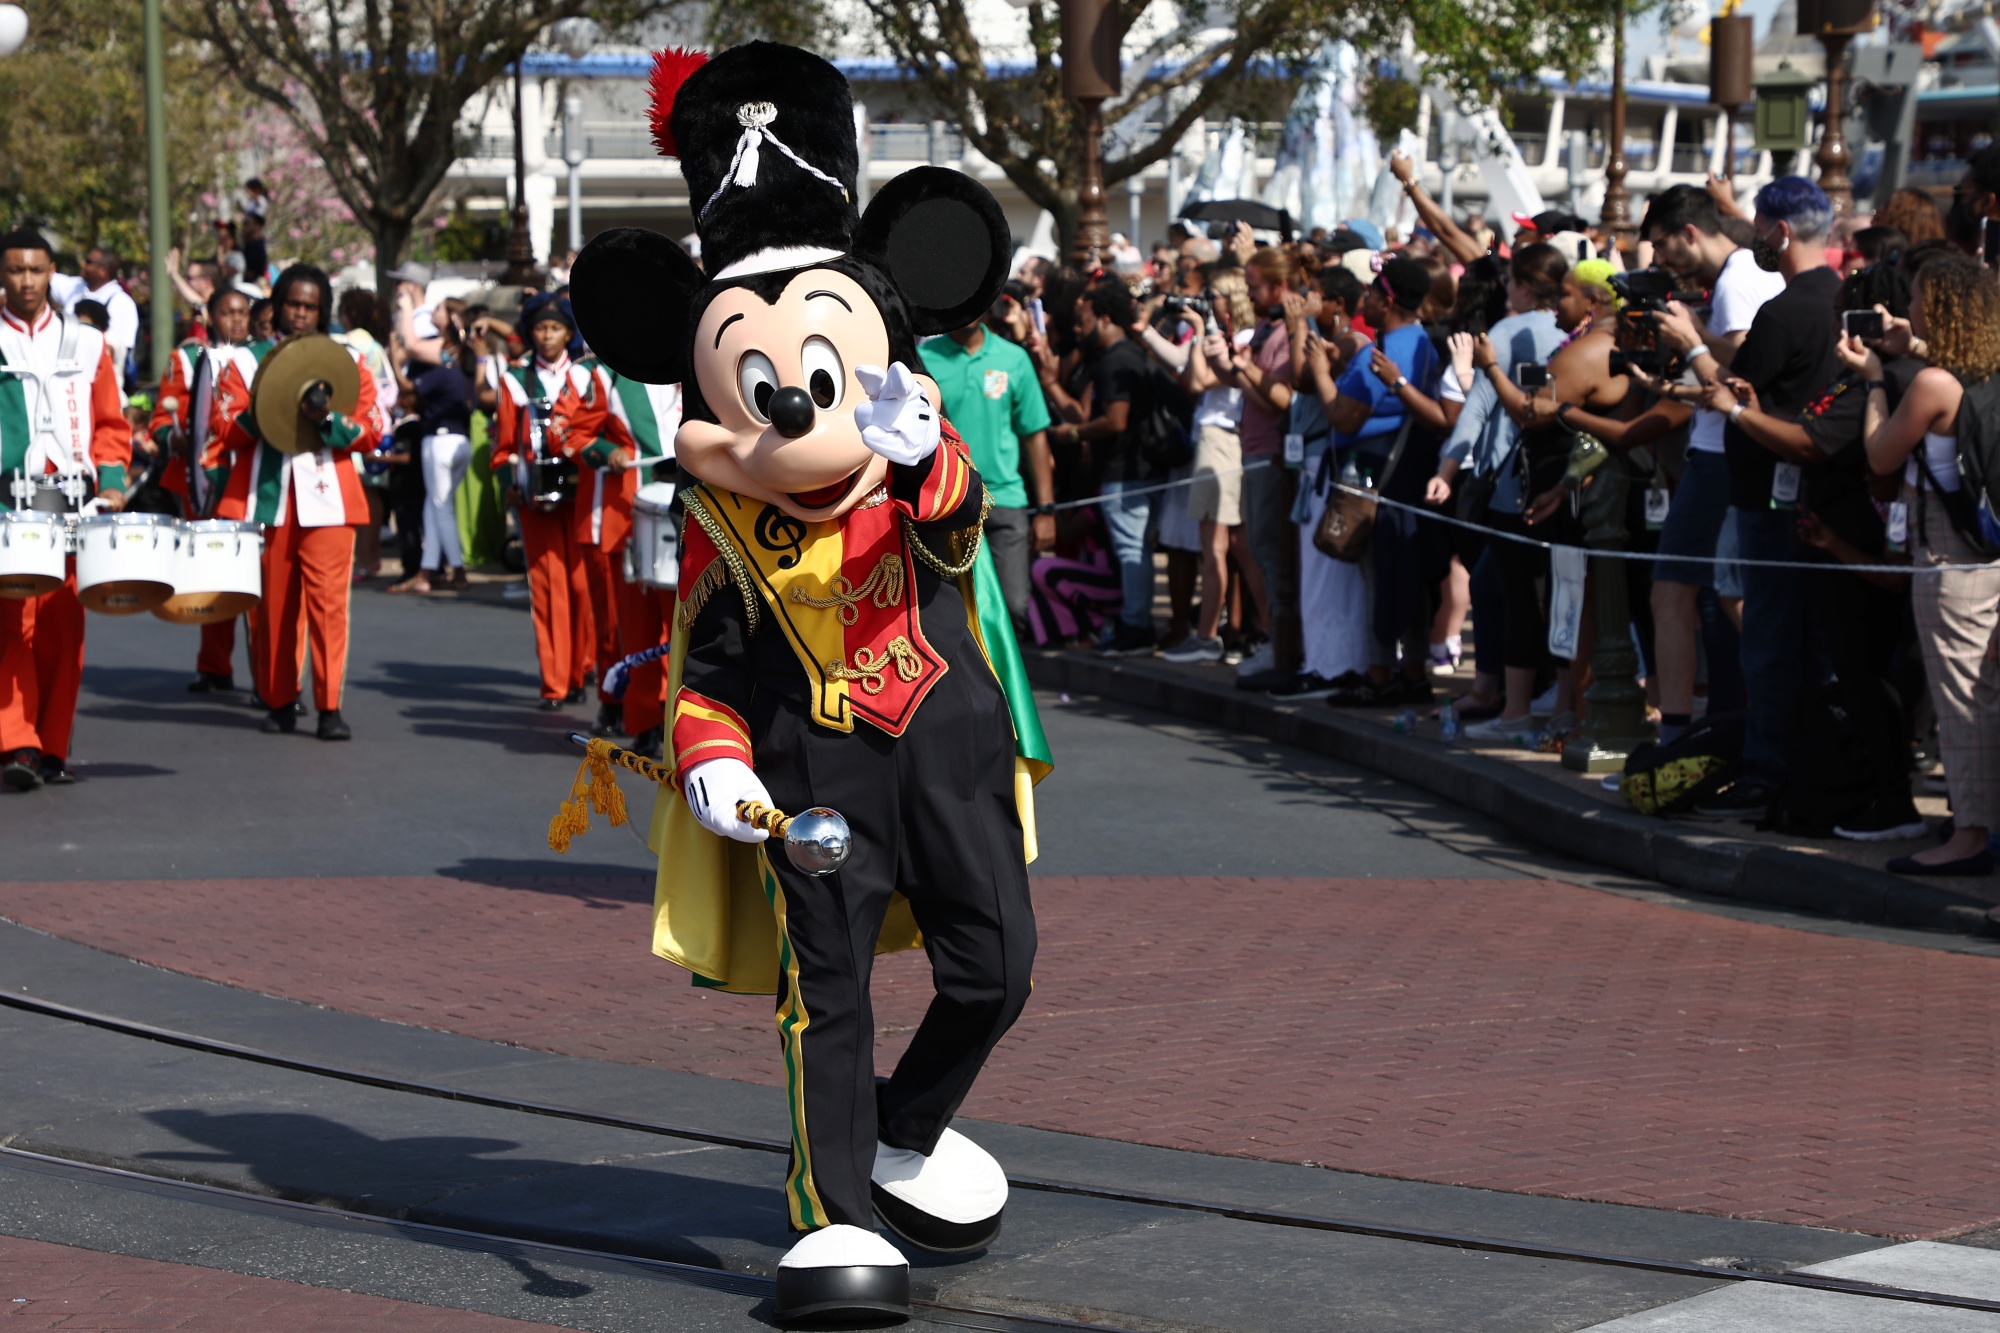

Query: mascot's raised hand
[[683, 757, 772, 843], [853, 362, 940, 466]]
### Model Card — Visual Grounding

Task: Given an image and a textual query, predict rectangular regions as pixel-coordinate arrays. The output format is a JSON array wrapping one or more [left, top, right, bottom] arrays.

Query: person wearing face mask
[[1944, 145, 2000, 255], [1653, 176, 1843, 819]]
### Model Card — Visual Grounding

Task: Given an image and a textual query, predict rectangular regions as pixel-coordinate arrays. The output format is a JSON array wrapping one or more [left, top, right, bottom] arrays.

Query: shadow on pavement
[[403, 707, 596, 755], [66, 763, 177, 779], [137, 1107, 787, 1275], [362, 661, 545, 706], [78, 702, 264, 732], [438, 859, 653, 906]]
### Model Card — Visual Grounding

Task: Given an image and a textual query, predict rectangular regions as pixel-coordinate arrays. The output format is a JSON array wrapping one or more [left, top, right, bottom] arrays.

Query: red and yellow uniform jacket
[[211, 338, 383, 527]]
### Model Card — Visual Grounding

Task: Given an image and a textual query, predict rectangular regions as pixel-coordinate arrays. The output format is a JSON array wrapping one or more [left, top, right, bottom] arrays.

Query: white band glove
[[682, 757, 771, 843], [853, 362, 941, 466]]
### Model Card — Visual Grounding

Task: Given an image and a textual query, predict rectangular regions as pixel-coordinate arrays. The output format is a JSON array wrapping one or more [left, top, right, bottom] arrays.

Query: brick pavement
[[0, 1232, 572, 1329], [5, 873, 2000, 1238]]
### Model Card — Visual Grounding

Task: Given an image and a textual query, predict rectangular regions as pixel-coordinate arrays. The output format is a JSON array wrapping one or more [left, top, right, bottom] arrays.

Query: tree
[[0, 0, 237, 263], [186, 0, 675, 295], [733, 0, 1651, 256]]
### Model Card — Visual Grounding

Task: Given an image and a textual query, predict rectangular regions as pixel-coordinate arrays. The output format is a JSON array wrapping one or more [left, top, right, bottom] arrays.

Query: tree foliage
[[730, 0, 1652, 254], [184, 0, 676, 292], [0, 0, 238, 264]]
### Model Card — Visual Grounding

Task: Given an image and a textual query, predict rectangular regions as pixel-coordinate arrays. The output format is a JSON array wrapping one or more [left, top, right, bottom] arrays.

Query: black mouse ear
[[571, 227, 704, 384], [852, 167, 1011, 338]]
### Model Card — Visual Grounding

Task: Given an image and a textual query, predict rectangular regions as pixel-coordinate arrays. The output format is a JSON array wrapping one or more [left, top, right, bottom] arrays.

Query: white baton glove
[[682, 757, 772, 843], [853, 363, 941, 466]]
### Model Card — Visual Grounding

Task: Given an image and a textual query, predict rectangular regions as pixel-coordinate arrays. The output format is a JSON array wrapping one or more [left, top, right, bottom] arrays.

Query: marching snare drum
[[629, 481, 679, 589], [75, 513, 180, 614], [154, 519, 262, 625], [0, 510, 67, 600], [528, 456, 577, 513]]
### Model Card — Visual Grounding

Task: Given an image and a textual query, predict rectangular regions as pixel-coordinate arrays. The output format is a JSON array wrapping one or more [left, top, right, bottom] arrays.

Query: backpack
[[1763, 683, 1879, 837], [1129, 360, 1194, 475], [1935, 372, 2000, 556], [1619, 713, 1745, 816]]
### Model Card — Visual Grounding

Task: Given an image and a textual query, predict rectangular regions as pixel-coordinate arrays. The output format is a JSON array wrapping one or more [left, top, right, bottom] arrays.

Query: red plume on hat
[[647, 47, 709, 159]]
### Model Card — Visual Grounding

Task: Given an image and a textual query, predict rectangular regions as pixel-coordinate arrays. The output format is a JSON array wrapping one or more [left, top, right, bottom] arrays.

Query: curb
[[1025, 650, 1996, 938]]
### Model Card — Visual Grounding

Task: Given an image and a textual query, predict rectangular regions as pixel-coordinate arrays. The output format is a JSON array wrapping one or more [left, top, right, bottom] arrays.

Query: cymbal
[[251, 334, 361, 456]]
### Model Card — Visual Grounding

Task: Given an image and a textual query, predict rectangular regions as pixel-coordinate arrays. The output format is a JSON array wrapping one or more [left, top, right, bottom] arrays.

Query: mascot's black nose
[[769, 385, 816, 439]]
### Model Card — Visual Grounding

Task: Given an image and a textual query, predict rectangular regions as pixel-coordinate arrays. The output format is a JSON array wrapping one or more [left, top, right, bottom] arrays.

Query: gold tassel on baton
[[549, 732, 851, 876]]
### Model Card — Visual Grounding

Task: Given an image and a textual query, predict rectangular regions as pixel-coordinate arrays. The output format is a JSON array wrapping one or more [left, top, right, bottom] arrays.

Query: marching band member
[[579, 356, 681, 741], [490, 296, 606, 710], [151, 287, 256, 693], [211, 264, 383, 740], [0, 230, 133, 791]]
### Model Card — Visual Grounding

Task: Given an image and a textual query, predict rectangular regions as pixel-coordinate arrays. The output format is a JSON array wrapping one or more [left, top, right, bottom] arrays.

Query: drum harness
[[4, 313, 94, 536]]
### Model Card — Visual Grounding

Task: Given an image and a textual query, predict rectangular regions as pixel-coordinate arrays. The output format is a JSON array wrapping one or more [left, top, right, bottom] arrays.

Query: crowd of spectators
[[959, 153, 2000, 878]]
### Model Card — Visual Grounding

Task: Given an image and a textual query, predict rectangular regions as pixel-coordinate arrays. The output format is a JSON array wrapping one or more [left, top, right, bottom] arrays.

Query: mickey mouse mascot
[[569, 42, 1051, 1325]]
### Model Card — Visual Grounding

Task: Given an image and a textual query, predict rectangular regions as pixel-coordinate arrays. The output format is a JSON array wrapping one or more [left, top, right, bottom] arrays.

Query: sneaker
[[1693, 782, 1774, 819], [259, 707, 297, 735], [1428, 640, 1461, 673], [2, 748, 42, 791], [1235, 643, 1276, 679], [1461, 714, 1540, 745], [38, 755, 75, 785], [1834, 797, 1930, 843], [316, 709, 352, 741], [1161, 634, 1224, 664], [1098, 624, 1156, 657], [1268, 671, 1343, 700], [1221, 640, 1247, 666], [1530, 681, 1560, 719]]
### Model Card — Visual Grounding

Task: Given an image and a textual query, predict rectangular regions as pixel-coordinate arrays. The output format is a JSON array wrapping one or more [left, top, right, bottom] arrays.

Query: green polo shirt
[[919, 330, 1051, 510]]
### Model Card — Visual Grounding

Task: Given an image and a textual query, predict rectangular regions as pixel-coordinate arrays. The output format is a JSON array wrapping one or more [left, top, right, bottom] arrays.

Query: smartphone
[[1030, 296, 1047, 337], [1515, 362, 1550, 390], [1842, 308, 1885, 341], [1986, 217, 2000, 268]]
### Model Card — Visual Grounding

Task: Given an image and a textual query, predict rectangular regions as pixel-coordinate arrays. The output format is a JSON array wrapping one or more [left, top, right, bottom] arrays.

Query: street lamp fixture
[[0, 5, 28, 57]]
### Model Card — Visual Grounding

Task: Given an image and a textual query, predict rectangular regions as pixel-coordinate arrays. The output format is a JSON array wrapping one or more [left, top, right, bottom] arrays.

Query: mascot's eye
[[801, 337, 844, 410], [738, 350, 779, 422]]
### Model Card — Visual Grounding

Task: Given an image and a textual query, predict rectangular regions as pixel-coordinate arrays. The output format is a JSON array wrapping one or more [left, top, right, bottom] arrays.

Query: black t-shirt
[[1089, 337, 1152, 484], [413, 359, 473, 438], [1725, 265, 1841, 509], [1798, 355, 1921, 554]]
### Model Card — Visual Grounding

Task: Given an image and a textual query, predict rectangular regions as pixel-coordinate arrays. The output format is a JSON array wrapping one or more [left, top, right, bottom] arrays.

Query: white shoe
[[775, 1224, 909, 1324], [1530, 682, 1559, 718], [1461, 713, 1540, 746], [1235, 643, 1275, 678], [871, 1127, 1007, 1254]]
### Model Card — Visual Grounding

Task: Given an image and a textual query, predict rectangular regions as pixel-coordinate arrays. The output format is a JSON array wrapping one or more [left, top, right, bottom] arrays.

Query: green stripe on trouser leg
[[764, 851, 827, 1232]]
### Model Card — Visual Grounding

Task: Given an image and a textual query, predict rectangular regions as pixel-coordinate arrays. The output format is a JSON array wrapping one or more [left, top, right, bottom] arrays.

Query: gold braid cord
[[825, 636, 924, 695], [901, 492, 991, 579], [788, 553, 905, 624], [548, 738, 674, 853], [679, 489, 762, 634]]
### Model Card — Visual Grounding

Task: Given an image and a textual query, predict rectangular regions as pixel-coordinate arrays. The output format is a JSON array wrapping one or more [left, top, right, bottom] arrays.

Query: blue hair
[[1752, 176, 1832, 242]]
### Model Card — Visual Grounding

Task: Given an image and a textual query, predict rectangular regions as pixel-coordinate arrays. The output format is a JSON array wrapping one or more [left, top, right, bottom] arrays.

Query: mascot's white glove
[[853, 363, 941, 467], [682, 757, 772, 843]]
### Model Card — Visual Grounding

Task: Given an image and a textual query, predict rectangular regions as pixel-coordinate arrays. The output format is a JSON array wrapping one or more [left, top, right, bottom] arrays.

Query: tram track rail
[[7, 988, 1998, 1321]]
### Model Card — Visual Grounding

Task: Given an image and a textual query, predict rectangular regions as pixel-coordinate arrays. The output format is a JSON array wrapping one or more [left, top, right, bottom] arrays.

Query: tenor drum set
[[626, 480, 679, 590], [0, 505, 261, 623]]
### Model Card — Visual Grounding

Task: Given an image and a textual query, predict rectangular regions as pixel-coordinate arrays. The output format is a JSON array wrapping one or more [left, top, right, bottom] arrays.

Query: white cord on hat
[[699, 101, 850, 223]]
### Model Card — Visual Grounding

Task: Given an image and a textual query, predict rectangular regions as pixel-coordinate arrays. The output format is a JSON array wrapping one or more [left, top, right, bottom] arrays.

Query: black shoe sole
[[773, 1264, 910, 1325], [2, 765, 41, 792], [871, 1183, 1002, 1255]]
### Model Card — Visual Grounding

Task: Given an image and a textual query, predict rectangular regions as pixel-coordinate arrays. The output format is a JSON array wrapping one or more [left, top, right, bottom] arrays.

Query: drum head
[[80, 578, 174, 615], [153, 590, 259, 625], [0, 572, 62, 600]]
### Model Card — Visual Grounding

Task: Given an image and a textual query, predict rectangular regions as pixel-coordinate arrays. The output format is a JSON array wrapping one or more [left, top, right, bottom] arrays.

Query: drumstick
[[561, 732, 849, 874]]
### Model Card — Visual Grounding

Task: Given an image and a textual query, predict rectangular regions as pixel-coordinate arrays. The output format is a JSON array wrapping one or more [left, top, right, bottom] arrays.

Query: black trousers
[[750, 650, 1037, 1233]]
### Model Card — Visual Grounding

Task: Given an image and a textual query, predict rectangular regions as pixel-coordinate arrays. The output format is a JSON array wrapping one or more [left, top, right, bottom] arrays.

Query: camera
[[1161, 294, 1213, 320], [1608, 348, 1670, 376], [1610, 267, 1677, 315], [1515, 362, 1550, 390], [1842, 309, 1885, 341]]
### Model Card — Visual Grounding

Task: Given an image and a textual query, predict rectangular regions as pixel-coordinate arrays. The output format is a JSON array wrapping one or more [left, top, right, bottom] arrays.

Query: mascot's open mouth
[[788, 470, 863, 510]]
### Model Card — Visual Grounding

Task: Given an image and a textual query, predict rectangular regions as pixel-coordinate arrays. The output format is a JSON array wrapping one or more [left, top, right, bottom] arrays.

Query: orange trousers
[[582, 546, 620, 702], [519, 505, 592, 700], [0, 566, 84, 759], [196, 617, 237, 679], [257, 516, 353, 712], [614, 563, 674, 735]]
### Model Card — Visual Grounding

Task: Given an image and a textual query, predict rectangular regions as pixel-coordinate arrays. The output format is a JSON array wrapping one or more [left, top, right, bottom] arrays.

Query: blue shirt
[[1440, 309, 1566, 515], [1333, 324, 1438, 455]]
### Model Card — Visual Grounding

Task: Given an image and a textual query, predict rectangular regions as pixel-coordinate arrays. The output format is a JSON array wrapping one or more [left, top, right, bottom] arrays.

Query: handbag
[[1314, 413, 1415, 563]]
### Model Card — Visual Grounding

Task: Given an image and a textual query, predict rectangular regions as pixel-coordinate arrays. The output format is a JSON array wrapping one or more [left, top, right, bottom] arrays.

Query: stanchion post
[[1562, 445, 1654, 772]]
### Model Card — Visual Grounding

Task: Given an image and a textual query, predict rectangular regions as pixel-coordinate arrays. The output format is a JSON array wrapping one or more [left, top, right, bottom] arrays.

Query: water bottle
[[1438, 703, 1461, 744], [1339, 457, 1361, 489], [1392, 709, 1418, 734]]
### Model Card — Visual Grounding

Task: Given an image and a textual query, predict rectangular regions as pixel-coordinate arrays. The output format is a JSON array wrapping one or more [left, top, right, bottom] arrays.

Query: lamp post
[[501, 54, 537, 285], [555, 18, 596, 261], [1710, 13, 1753, 180], [141, 0, 172, 382], [1062, 0, 1118, 269], [1801, 0, 1875, 216], [1601, 0, 1633, 247]]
